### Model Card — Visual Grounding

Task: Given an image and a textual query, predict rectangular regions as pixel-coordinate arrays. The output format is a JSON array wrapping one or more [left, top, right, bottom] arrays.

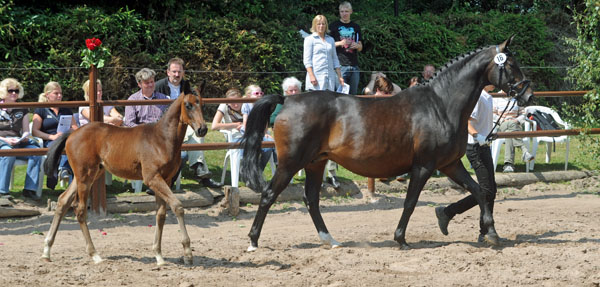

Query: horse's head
[[180, 83, 207, 137], [486, 35, 534, 106]]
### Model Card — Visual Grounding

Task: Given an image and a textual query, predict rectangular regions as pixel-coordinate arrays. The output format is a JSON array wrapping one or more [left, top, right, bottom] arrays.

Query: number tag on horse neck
[[494, 53, 507, 66]]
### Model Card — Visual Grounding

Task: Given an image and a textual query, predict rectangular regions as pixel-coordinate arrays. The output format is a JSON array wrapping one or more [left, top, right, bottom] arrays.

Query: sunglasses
[[7, 89, 19, 94], [252, 91, 264, 96]]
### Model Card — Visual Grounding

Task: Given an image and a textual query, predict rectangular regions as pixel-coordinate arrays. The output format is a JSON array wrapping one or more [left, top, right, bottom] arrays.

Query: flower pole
[[81, 38, 110, 215]]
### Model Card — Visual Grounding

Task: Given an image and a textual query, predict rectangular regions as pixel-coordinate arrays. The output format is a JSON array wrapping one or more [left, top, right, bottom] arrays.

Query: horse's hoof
[[156, 255, 166, 266], [41, 256, 52, 262], [247, 245, 258, 252], [483, 234, 500, 246], [183, 256, 193, 266], [399, 243, 411, 250], [92, 254, 104, 264]]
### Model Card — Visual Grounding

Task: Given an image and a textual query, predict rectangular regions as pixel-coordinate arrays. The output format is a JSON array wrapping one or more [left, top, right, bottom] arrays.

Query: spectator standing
[[304, 14, 344, 92], [155, 58, 221, 188], [0, 78, 41, 199], [304, 14, 344, 187], [269, 77, 302, 127], [493, 95, 534, 172], [329, 1, 362, 95], [79, 79, 123, 126], [32, 81, 77, 190], [435, 85, 500, 243]]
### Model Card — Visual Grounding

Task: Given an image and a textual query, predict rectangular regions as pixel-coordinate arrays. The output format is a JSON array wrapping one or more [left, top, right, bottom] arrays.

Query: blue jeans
[[0, 139, 42, 193], [340, 65, 360, 95]]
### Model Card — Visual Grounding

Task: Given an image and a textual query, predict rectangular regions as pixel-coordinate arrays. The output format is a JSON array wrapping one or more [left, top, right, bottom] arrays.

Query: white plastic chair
[[491, 118, 534, 172], [219, 130, 275, 188], [129, 173, 181, 193], [10, 123, 45, 197], [523, 106, 570, 171]]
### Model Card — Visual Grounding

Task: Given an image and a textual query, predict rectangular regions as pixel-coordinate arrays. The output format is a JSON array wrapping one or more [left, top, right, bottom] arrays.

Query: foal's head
[[181, 91, 207, 137], [486, 35, 534, 106]]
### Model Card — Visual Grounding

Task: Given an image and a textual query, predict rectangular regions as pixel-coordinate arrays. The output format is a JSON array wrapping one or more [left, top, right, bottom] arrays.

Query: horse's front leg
[[147, 176, 192, 265], [42, 179, 78, 262], [394, 164, 434, 249], [439, 159, 499, 245], [247, 165, 298, 252], [303, 161, 341, 248]]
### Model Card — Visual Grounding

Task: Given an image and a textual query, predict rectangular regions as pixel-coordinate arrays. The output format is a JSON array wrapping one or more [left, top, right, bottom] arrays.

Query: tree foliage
[[564, 0, 600, 161]]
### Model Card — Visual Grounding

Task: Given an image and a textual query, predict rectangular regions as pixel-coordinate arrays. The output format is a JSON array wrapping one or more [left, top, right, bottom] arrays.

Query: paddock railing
[[1, 90, 599, 214]]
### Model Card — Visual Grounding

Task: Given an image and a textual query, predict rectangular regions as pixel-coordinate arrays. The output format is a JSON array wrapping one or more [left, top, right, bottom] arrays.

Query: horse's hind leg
[[247, 166, 297, 252], [73, 176, 104, 264], [152, 196, 168, 266], [394, 164, 434, 249], [303, 161, 341, 248], [439, 160, 499, 245], [42, 179, 78, 262], [147, 176, 192, 265]]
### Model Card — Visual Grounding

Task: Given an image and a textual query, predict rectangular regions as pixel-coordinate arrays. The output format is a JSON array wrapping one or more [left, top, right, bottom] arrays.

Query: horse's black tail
[[43, 131, 72, 176], [240, 94, 284, 192]]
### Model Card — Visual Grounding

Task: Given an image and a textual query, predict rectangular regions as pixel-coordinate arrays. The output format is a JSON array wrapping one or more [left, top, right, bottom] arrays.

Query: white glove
[[475, 134, 488, 146]]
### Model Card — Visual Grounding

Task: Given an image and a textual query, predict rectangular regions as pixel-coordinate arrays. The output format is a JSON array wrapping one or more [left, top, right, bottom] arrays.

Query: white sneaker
[[503, 165, 514, 173], [522, 152, 534, 162]]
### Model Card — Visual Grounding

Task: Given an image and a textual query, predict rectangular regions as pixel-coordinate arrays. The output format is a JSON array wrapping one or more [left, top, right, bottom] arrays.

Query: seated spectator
[[79, 79, 123, 126], [493, 92, 534, 172], [212, 88, 273, 175], [269, 77, 302, 127], [363, 72, 402, 95], [155, 57, 221, 188], [32, 81, 77, 190], [420, 64, 435, 83], [123, 68, 169, 127], [0, 78, 42, 199], [373, 75, 394, 95]]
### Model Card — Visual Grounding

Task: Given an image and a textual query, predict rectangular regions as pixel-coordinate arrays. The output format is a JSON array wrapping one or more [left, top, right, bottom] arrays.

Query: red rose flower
[[85, 38, 102, 51]]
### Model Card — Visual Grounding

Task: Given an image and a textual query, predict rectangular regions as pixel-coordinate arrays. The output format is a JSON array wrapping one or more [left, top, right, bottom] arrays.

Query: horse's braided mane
[[421, 45, 491, 85]]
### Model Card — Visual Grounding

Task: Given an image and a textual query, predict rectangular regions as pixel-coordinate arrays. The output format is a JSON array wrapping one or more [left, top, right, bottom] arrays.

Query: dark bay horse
[[241, 36, 533, 252], [41, 90, 208, 265]]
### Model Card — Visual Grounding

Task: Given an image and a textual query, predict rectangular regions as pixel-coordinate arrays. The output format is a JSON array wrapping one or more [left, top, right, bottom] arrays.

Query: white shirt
[[303, 33, 341, 91], [493, 97, 519, 120], [467, 90, 494, 144]]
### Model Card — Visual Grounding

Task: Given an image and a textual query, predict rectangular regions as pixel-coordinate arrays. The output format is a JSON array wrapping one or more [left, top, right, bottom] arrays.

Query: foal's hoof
[[183, 256, 193, 266], [247, 245, 258, 252], [399, 243, 411, 250], [41, 256, 52, 262]]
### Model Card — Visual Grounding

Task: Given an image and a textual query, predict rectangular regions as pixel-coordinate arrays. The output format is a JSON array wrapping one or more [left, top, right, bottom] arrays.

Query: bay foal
[[41, 91, 207, 265]]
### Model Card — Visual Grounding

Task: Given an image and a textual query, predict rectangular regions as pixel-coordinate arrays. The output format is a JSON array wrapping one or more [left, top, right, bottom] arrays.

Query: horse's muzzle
[[196, 125, 208, 137]]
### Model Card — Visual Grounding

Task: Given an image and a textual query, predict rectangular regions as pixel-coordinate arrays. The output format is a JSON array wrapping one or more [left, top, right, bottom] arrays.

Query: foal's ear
[[499, 34, 516, 51], [194, 80, 206, 97]]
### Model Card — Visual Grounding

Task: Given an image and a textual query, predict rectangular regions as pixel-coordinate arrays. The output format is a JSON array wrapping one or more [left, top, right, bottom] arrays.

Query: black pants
[[445, 143, 497, 235]]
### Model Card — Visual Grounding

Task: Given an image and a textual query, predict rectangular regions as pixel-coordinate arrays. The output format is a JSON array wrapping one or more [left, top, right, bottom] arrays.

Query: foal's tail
[[240, 94, 284, 191], [43, 131, 72, 176]]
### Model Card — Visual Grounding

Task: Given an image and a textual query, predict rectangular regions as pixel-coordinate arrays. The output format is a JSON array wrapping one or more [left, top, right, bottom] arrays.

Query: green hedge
[[0, 0, 566, 113]]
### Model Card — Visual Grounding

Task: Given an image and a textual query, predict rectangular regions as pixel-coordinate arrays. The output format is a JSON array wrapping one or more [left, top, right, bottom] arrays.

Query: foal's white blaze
[[319, 231, 341, 248]]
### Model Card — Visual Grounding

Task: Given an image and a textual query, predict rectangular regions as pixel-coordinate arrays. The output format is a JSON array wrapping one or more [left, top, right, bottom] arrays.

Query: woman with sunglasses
[[0, 78, 42, 199]]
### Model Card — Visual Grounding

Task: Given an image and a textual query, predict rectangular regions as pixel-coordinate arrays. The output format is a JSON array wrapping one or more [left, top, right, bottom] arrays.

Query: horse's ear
[[499, 34, 516, 51], [194, 80, 206, 100]]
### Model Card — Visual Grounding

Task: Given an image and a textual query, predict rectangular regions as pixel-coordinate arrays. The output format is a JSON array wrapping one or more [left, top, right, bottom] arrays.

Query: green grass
[[6, 128, 599, 202]]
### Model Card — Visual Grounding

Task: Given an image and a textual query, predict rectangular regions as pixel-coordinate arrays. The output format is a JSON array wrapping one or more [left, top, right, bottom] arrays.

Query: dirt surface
[[1, 175, 599, 286]]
